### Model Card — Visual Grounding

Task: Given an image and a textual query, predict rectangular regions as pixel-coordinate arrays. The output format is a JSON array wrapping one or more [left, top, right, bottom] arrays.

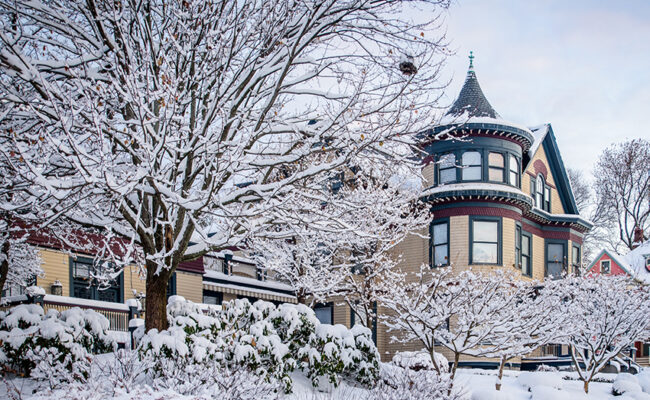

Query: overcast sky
[[436, 0, 649, 175]]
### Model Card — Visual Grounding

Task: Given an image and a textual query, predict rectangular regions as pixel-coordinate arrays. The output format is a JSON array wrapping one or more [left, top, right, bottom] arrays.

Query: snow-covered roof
[[528, 124, 549, 158], [622, 241, 650, 284], [588, 242, 650, 285], [437, 114, 534, 137], [422, 182, 529, 198], [203, 270, 294, 292]]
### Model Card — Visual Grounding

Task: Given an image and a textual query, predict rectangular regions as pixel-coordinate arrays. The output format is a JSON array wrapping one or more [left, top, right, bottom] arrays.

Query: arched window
[[532, 174, 551, 212], [536, 175, 544, 208]]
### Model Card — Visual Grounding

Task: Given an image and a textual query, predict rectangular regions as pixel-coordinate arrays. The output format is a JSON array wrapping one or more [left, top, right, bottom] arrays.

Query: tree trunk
[[144, 261, 172, 331], [0, 237, 10, 301], [583, 379, 589, 394], [448, 352, 461, 396], [495, 356, 506, 391]]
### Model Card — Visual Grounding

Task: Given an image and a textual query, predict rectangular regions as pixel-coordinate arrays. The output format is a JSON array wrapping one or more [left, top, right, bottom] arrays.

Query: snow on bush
[[370, 363, 465, 400], [139, 297, 379, 393], [392, 350, 449, 373], [613, 373, 643, 396], [638, 370, 650, 393], [517, 371, 564, 391], [0, 304, 115, 387]]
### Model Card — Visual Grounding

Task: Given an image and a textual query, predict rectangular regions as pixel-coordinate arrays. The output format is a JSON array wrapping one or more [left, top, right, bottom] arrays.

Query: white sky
[[437, 0, 650, 174]]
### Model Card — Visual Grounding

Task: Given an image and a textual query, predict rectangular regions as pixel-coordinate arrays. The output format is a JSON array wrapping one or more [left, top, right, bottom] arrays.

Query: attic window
[[601, 260, 611, 274], [531, 174, 551, 212]]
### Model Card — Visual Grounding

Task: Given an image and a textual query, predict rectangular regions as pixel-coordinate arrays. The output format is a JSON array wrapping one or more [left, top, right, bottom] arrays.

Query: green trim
[[430, 201, 523, 214], [522, 231, 533, 277], [428, 122, 534, 146], [544, 239, 567, 278], [539, 125, 579, 214], [69, 255, 123, 303], [423, 188, 532, 207], [430, 218, 450, 267], [469, 216, 502, 265]]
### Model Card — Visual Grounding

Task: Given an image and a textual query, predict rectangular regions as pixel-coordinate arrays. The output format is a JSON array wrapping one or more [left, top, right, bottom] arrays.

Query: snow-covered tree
[[559, 274, 650, 394], [484, 278, 567, 390], [250, 165, 430, 317], [380, 267, 523, 383], [0, 0, 450, 329], [593, 139, 650, 252]]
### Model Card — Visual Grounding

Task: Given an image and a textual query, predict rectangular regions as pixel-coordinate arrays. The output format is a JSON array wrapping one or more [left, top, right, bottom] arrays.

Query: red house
[[586, 240, 650, 365]]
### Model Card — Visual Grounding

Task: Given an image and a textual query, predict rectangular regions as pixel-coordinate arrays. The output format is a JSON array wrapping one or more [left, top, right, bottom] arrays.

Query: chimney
[[632, 225, 644, 249]]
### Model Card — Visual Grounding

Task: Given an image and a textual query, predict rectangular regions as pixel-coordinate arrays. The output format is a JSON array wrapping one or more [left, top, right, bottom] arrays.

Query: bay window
[[471, 217, 501, 264], [431, 220, 449, 266], [439, 153, 457, 184], [461, 151, 482, 181], [488, 152, 505, 182], [71, 257, 122, 303], [546, 242, 565, 278], [521, 233, 531, 276], [509, 155, 520, 187]]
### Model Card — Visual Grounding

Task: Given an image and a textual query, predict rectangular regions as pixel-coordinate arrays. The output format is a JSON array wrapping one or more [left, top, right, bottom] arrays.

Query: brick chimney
[[632, 225, 645, 249]]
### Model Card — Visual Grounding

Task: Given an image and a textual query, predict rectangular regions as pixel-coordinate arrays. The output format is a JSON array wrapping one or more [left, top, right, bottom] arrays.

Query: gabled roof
[[525, 124, 580, 215], [585, 242, 650, 285]]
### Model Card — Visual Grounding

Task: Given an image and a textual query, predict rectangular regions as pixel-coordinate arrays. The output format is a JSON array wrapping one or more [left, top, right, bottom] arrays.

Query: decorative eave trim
[[422, 123, 534, 152], [423, 188, 591, 232], [422, 188, 533, 209]]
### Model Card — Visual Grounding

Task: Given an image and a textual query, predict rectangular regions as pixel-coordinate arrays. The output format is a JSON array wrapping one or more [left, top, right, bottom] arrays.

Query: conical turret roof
[[446, 52, 499, 118]]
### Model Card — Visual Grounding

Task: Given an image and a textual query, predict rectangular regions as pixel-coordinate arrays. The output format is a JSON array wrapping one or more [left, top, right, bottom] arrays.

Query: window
[[314, 303, 333, 325], [521, 233, 532, 276], [257, 267, 267, 281], [431, 220, 449, 266], [471, 218, 500, 264], [439, 153, 457, 184], [601, 260, 611, 274], [644, 255, 650, 270], [461, 151, 482, 181], [532, 174, 551, 211], [546, 242, 565, 278], [203, 291, 223, 305], [70, 257, 122, 303], [509, 155, 520, 187], [166, 272, 176, 298], [572, 245, 581, 274], [488, 152, 505, 182], [515, 225, 522, 269]]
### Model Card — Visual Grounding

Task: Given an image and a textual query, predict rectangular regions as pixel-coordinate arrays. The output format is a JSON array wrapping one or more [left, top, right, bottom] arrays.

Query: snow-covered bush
[[517, 371, 564, 391], [613, 373, 643, 396], [0, 304, 115, 387], [371, 363, 465, 400], [140, 297, 379, 393], [638, 370, 650, 394], [298, 323, 379, 388], [392, 350, 449, 373]]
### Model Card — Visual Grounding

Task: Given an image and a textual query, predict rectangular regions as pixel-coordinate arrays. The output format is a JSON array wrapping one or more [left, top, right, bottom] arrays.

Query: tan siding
[[525, 143, 566, 214], [123, 265, 146, 301], [392, 227, 429, 278], [449, 215, 469, 269], [37, 249, 70, 296], [422, 163, 435, 188], [176, 271, 203, 303], [532, 234, 545, 280]]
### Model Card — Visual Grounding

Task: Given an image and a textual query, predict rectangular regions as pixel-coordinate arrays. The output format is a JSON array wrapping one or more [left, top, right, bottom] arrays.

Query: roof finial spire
[[468, 51, 475, 70]]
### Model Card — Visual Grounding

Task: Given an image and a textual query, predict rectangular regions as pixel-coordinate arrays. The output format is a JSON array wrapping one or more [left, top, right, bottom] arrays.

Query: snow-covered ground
[[3, 364, 649, 399]]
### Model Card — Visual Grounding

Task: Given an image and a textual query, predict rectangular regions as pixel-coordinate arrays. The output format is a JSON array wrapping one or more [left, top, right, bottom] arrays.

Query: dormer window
[[488, 152, 505, 182], [461, 151, 482, 181], [645, 255, 650, 271], [439, 153, 457, 184]]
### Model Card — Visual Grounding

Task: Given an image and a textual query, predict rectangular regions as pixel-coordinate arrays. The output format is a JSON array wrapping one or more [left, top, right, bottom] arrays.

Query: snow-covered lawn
[[3, 362, 649, 399]]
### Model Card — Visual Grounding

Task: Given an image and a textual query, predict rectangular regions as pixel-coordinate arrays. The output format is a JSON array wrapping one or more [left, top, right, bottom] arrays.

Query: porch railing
[[1, 294, 132, 332]]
